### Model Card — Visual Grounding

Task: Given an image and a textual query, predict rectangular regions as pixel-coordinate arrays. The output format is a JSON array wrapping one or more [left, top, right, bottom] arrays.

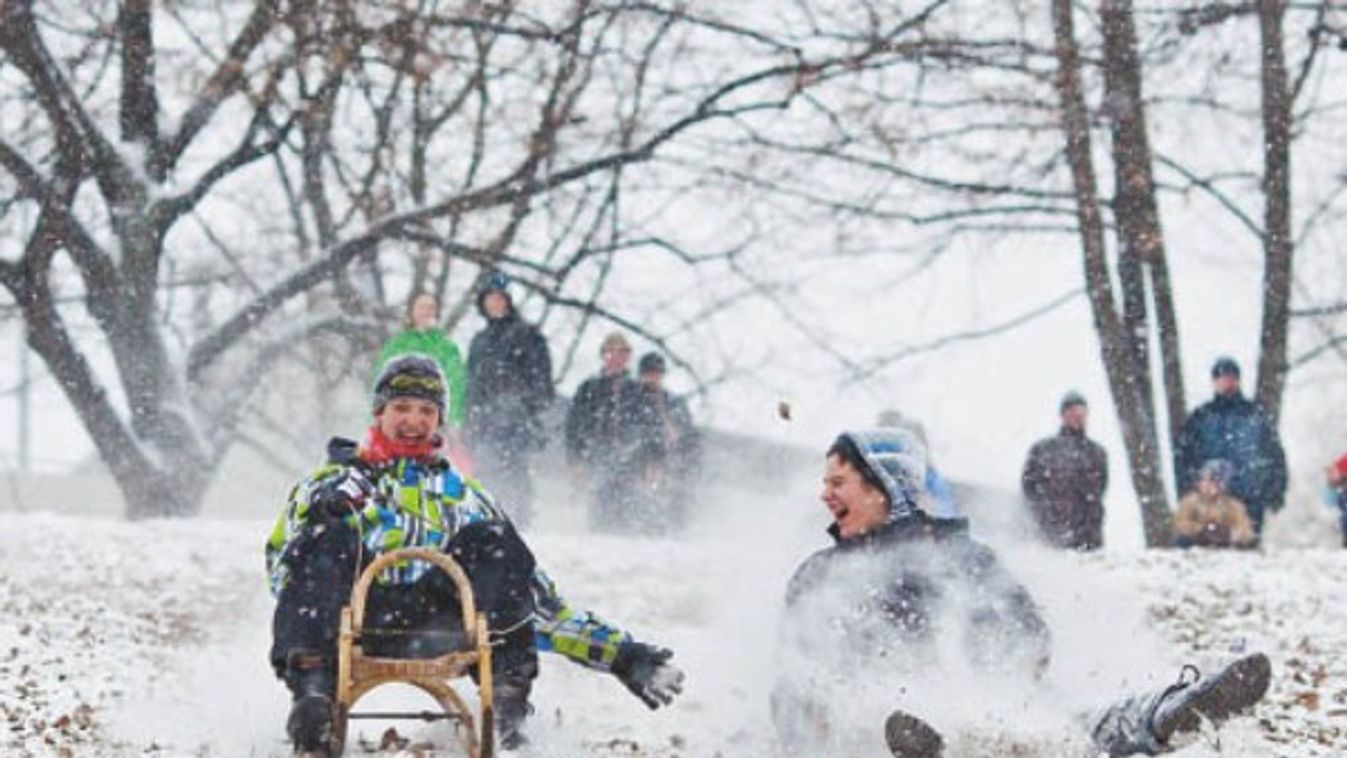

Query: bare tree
[[1051, 0, 1172, 546], [1099, 0, 1187, 450], [0, 1, 944, 517]]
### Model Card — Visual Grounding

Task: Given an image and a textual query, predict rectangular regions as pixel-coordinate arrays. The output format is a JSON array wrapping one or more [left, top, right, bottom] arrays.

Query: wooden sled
[[331, 547, 494, 758]]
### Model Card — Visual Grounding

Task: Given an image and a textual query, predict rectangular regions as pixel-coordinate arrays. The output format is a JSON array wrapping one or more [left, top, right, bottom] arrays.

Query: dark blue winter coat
[[1174, 393, 1287, 528], [465, 311, 554, 450], [784, 511, 1051, 675]]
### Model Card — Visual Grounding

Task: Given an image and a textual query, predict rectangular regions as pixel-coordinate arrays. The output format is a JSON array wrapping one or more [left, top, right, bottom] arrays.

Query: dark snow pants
[[270, 518, 539, 693]]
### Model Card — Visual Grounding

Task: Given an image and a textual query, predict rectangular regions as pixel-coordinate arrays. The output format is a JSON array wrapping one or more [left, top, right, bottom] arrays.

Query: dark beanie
[[1211, 356, 1240, 379], [638, 352, 667, 374], [372, 354, 446, 414], [1059, 390, 1087, 414], [475, 270, 514, 317]]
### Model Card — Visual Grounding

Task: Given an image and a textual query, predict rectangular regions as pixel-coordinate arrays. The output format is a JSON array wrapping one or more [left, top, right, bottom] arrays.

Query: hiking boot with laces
[[1149, 652, 1271, 746]]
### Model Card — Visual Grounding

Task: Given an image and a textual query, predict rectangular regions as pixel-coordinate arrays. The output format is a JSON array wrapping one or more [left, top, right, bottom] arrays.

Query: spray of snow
[[1, 449, 1337, 756]]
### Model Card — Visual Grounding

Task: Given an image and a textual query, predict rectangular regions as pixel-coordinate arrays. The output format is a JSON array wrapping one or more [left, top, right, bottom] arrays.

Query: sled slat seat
[[332, 548, 495, 758]]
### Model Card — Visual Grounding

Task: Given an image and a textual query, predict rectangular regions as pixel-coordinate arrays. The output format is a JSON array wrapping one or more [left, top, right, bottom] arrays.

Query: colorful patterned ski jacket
[[266, 437, 630, 672]]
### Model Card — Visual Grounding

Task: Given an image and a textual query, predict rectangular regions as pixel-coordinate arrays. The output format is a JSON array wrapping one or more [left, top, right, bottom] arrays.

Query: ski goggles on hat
[[387, 374, 444, 393]]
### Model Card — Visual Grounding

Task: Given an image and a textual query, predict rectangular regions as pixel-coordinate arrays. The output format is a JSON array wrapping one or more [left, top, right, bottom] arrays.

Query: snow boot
[[495, 679, 534, 751], [1149, 652, 1271, 746], [884, 709, 944, 758], [284, 651, 337, 756], [1089, 652, 1272, 756]]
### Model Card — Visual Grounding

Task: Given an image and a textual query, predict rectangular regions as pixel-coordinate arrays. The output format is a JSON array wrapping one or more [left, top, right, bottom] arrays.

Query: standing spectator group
[[375, 273, 698, 533], [1019, 355, 1300, 552], [564, 334, 699, 532]]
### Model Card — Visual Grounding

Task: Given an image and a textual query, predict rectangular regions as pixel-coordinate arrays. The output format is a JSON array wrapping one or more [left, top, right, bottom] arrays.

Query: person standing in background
[[1174, 357, 1287, 539], [626, 352, 701, 531], [566, 333, 645, 530], [1020, 391, 1109, 550], [465, 271, 555, 526]]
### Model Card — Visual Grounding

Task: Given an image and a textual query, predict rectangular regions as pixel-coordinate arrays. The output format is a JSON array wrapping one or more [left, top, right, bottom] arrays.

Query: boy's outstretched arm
[[529, 568, 685, 709]]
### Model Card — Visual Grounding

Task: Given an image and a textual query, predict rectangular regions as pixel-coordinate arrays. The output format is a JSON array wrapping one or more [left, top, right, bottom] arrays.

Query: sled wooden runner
[[333, 547, 494, 758]]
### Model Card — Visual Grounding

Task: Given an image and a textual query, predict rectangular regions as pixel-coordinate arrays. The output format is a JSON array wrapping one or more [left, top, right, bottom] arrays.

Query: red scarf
[[359, 425, 441, 465]]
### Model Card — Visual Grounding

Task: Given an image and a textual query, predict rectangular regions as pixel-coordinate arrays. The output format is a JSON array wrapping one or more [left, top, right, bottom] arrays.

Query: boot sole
[[1155, 652, 1271, 740], [885, 709, 944, 758]]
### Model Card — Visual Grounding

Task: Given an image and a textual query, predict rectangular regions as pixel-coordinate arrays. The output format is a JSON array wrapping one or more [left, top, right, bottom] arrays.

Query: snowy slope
[[2, 494, 1344, 757]]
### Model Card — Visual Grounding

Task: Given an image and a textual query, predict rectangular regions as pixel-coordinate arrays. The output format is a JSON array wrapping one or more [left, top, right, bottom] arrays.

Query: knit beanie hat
[[1211, 356, 1241, 379], [638, 352, 667, 374], [1059, 390, 1087, 414], [372, 353, 447, 414], [475, 270, 514, 316]]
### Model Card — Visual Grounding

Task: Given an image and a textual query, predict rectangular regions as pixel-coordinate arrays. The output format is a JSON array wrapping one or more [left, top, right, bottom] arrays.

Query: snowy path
[[2, 505, 1345, 757]]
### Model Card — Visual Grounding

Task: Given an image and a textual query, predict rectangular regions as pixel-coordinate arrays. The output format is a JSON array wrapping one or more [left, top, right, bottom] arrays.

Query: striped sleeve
[[264, 464, 341, 595], [530, 568, 631, 672]]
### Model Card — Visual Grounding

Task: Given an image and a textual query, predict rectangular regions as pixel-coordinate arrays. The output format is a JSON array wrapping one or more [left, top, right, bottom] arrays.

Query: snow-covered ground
[[2, 486, 1345, 757]]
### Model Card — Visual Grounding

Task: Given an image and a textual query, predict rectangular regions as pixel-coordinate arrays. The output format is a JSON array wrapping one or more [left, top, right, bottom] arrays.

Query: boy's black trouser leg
[[270, 522, 363, 683]]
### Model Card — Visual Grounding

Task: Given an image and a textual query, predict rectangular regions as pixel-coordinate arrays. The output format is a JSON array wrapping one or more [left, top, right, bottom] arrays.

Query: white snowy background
[[4, 2, 1347, 756]]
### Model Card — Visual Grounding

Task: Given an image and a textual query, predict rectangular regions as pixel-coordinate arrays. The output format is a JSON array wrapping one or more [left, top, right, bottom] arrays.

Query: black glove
[[309, 468, 375, 518], [611, 642, 684, 710]]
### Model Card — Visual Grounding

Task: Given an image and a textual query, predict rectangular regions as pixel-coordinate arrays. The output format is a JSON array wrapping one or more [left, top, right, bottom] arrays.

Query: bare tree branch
[[160, 0, 280, 173], [848, 287, 1085, 383], [189, 37, 906, 378], [1156, 153, 1263, 238], [1291, 301, 1347, 318]]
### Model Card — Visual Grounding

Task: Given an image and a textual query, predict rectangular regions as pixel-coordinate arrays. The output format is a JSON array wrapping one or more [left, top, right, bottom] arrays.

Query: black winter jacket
[[1021, 427, 1108, 549], [631, 386, 699, 464], [465, 312, 554, 447], [564, 372, 644, 467]]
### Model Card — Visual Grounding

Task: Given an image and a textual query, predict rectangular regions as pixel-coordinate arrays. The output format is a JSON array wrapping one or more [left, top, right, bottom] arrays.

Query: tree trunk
[[1051, 0, 1172, 546], [1099, 0, 1187, 447], [1150, 255, 1187, 446], [21, 267, 210, 518], [1255, 0, 1294, 425]]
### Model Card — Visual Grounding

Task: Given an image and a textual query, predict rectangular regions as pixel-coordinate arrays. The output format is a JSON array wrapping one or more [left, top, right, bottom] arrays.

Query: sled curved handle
[[350, 547, 478, 645]]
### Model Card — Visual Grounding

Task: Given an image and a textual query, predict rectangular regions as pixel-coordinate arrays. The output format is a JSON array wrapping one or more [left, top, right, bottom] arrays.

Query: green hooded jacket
[[375, 329, 468, 429]]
